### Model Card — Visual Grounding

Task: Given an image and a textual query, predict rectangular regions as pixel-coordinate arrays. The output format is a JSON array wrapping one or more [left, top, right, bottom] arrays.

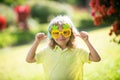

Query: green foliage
[[12, 31, 35, 46], [30, 1, 73, 23], [0, 31, 15, 48], [77, 12, 95, 30], [31, 4, 50, 23], [67, 0, 86, 6], [0, 4, 16, 26], [0, 30, 35, 48], [0, 0, 25, 6], [79, 19, 94, 29], [50, 0, 87, 7], [77, 12, 110, 31], [103, 15, 117, 25], [0, 21, 48, 48]]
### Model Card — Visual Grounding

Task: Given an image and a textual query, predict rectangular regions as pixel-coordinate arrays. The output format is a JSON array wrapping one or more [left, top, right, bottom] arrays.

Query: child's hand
[[76, 31, 89, 41], [35, 33, 47, 42]]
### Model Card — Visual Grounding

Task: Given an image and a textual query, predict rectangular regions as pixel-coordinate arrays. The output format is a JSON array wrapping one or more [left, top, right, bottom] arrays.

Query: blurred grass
[[84, 27, 120, 80], [0, 27, 120, 80], [0, 44, 46, 80]]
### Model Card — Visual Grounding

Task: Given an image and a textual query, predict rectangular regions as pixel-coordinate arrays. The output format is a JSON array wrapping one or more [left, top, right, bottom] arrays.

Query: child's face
[[50, 24, 71, 47]]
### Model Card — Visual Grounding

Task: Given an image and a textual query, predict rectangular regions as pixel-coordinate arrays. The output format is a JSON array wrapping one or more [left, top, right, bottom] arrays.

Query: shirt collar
[[53, 45, 68, 52]]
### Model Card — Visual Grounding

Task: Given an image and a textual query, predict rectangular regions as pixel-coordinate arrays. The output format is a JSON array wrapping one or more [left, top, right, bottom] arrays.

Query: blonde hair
[[48, 15, 79, 49]]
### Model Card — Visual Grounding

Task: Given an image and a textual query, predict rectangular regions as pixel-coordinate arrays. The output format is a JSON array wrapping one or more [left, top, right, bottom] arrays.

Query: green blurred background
[[0, 0, 120, 80]]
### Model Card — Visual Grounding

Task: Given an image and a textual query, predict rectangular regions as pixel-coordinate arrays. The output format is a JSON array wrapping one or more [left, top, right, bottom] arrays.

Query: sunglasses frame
[[51, 28, 71, 39]]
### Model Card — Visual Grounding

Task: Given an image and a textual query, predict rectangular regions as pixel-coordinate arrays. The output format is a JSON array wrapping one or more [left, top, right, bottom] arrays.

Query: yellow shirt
[[35, 46, 90, 80]]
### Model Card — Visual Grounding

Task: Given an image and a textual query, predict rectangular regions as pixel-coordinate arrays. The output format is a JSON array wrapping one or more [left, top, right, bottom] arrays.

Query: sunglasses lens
[[63, 29, 71, 38], [51, 31, 59, 38]]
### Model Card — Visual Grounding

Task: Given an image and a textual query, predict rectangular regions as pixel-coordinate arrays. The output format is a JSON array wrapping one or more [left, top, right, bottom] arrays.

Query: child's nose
[[59, 33, 64, 38]]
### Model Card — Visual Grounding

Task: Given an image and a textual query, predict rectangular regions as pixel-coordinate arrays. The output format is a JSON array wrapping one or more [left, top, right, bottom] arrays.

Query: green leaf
[[63, 23, 70, 29], [51, 25, 58, 30]]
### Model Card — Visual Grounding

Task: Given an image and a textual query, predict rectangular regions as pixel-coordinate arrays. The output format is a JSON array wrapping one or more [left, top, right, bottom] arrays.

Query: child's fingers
[[36, 33, 47, 40], [74, 32, 88, 41]]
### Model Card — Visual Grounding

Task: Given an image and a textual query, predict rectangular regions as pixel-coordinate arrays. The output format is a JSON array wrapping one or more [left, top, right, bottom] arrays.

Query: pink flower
[[14, 5, 30, 22], [107, 6, 116, 16], [14, 5, 30, 30], [89, 0, 96, 9], [91, 10, 95, 16], [99, 5, 107, 16], [89, 0, 120, 38], [112, 21, 120, 36], [14, 5, 30, 15], [0, 16, 7, 30], [94, 15, 103, 26]]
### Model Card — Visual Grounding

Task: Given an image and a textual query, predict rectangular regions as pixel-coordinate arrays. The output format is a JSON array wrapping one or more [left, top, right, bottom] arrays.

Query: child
[[26, 15, 101, 80]]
